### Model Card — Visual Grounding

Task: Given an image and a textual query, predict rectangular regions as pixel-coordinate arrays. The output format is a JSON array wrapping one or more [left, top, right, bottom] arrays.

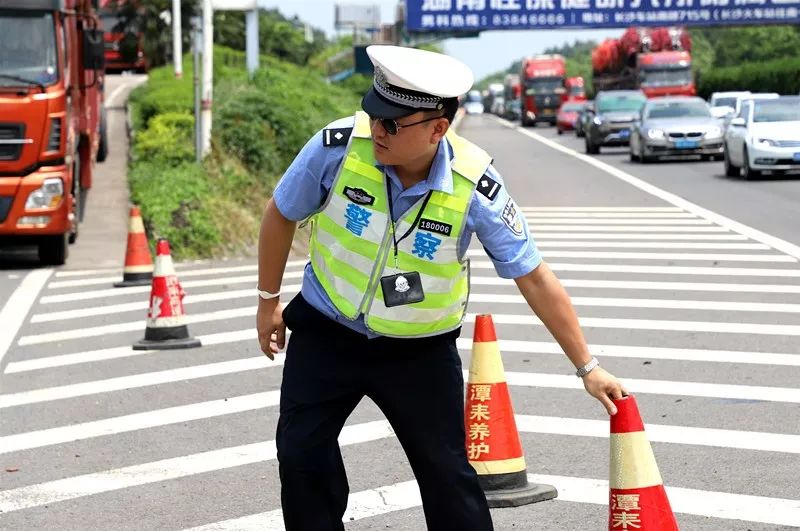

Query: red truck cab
[[637, 51, 695, 98], [0, 0, 105, 265], [565, 77, 587, 102], [520, 54, 566, 127], [99, 0, 148, 73]]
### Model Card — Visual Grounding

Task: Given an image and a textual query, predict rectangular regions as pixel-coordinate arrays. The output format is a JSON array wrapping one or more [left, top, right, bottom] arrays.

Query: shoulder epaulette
[[322, 127, 352, 147]]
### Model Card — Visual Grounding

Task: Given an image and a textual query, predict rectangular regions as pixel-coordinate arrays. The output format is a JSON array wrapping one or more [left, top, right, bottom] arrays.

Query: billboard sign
[[406, 0, 800, 32], [335, 4, 381, 30]]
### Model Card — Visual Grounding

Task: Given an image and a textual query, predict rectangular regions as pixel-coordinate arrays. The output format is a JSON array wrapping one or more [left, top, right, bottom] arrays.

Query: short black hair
[[440, 97, 459, 122]]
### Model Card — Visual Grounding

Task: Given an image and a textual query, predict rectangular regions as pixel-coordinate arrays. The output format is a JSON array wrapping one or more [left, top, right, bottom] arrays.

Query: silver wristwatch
[[576, 357, 599, 378]]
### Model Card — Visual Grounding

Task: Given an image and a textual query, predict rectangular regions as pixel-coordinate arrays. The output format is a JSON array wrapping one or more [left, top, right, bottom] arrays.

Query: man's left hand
[[582, 367, 628, 416]]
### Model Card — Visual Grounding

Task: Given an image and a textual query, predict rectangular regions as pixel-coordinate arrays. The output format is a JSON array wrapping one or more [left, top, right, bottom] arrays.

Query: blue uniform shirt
[[273, 116, 542, 337]]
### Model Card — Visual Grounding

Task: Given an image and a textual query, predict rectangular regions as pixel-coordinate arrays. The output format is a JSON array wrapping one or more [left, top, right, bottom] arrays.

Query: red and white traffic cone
[[114, 205, 153, 287], [609, 395, 679, 530], [465, 314, 558, 507], [133, 239, 201, 350]]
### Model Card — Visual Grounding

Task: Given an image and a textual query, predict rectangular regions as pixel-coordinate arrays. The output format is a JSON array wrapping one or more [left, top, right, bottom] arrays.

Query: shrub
[[698, 57, 800, 99], [132, 112, 195, 166]]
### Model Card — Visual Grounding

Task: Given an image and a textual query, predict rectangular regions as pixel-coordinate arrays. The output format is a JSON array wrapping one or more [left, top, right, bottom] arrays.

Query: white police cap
[[361, 45, 474, 119]]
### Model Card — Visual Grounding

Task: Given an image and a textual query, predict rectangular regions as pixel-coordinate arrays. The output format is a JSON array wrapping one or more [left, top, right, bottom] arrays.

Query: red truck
[[565, 76, 587, 102], [98, 0, 148, 73], [0, 0, 106, 265], [592, 27, 695, 98], [519, 54, 566, 127]]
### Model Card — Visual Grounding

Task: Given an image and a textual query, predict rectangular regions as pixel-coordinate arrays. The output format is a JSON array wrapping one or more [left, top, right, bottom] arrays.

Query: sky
[[258, 0, 619, 81]]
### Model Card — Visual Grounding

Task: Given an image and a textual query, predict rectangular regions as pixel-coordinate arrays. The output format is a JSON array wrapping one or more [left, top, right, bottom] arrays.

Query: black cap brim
[[361, 86, 419, 120]]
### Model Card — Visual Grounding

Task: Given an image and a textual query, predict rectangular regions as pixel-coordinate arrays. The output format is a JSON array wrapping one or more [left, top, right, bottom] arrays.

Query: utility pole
[[200, 0, 213, 157], [191, 16, 202, 163], [245, 8, 259, 76], [172, 0, 182, 78]]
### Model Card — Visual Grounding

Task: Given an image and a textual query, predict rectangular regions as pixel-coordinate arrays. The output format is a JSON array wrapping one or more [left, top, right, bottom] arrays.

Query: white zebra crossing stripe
[[522, 212, 698, 218], [529, 225, 730, 232], [0, 269, 52, 368], [4, 357, 799, 410], [502, 371, 800, 403], [0, 420, 395, 514], [472, 261, 800, 278], [47, 268, 304, 290], [528, 218, 713, 225], [540, 251, 795, 263], [186, 473, 800, 529], [473, 276, 800, 294], [522, 207, 683, 212], [0, 391, 281, 454], [536, 241, 770, 249], [534, 233, 749, 240], [464, 312, 800, 336]]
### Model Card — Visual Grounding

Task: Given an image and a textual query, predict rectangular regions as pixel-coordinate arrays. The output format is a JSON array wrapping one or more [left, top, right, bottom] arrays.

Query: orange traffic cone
[[114, 205, 154, 287], [133, 239, 201, 350], [609, 395, 679, 530], [465, 314, 558, 507]]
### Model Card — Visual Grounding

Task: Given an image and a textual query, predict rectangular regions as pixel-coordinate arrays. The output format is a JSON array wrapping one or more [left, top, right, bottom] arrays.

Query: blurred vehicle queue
[[466, 28, 799, 180]]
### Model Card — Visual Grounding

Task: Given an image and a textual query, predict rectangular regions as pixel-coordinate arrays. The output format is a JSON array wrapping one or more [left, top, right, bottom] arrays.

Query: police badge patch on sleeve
[[501, 198, 524, 236], [476, 175, 501, 201], [323, 127, 352, 147]]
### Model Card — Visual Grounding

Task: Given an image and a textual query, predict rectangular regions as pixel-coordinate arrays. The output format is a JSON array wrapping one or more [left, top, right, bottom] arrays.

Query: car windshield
[[100, 14, 124, 32], [0, 11, 58, 87], [752, 99, 800, 122], [568, 85, 584, 96], [712, 97, 737, 108], [561, 103, 584, 112], [645, 101, 711, 119], [597, 95, 645, 113], [525, 77, 563, 94], [466, 91, 481, 103], [640, 67, 692, 88]]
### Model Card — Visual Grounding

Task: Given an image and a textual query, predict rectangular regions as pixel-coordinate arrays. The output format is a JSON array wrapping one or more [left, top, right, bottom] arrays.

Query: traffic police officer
[[256, 45, 627, 531]]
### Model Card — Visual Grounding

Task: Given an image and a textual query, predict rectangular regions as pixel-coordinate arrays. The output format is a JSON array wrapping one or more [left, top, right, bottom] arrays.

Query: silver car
[[630, 97, 724, 163]]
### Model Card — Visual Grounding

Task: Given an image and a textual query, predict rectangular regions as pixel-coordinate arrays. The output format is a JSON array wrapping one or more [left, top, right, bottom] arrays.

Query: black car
[[584, 90, 647, 154]]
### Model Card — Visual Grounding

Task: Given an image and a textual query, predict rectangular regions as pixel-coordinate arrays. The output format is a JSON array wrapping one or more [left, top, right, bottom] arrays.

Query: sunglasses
[[368, 114, 445, 135]]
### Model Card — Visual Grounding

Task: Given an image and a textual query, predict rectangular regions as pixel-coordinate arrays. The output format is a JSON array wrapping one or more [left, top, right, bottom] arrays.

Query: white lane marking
[[5, 349, 799, 411], [0, 356, 283, 409], [0, 269, 52, 370], [537, 241, 770, 250], [0, 391, 281, 454], [186, 472, 800, 529], [52, 259, 307, 279], [471, 260, 800, 278], [541, 251, 794, 263], [501, 117, 800, 260], [0, 420, 395, 514], [534, 233, 749, 240], [522, 206, 683, 212], [531, 474, 800, 528], [5, 328, 260, 374], [474, 275, 800, 293], [498, 371, 800, 403], [464, 312, 800, 337], [30, 284, 302, 324], [104, 83, 129, 108], [455, 338, 800, 367], [17, 306, 256, 346], [48, 268, 304, 290], [523, 212, 698, 218], [528, 218, 713, 225], [515, 415, 800, 453], [529, 225, 729, 232], [469, 293, 800, 314]]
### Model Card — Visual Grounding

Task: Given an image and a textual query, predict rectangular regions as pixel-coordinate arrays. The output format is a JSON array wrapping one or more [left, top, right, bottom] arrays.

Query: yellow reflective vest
[[309, 111, 492, 337]]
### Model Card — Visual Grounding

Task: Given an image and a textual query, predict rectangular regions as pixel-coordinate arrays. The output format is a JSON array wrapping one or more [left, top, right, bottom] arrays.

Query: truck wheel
[[97, 108, 109, 163], [723, 144, 739, 177], [39, 234, 69, 266], [69, 151, 81, 244]]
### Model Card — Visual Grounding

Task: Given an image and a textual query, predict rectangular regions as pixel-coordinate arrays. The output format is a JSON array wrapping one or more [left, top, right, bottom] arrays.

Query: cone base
[[133, 336, 202, 351], [483, 482, 558, 508], [113, 274, 153, 288]]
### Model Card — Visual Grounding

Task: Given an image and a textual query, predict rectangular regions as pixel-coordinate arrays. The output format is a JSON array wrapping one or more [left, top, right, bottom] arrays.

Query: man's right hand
[[256, 298, 285, 360]]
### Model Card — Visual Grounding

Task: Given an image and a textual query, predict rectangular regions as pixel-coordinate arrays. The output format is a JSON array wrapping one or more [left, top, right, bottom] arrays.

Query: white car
[[709, 91, 750, 120], [722, 92, 779, 131], [723, 95, 800, 179]]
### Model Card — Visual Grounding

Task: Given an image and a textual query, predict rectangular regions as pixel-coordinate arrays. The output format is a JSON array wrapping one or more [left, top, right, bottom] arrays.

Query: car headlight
[[593, 116, 603, 126], [705, 127, 722, 138], [646, 129, 665, 140], [756, 138, 778, 147], [25, 178, 64, 209]]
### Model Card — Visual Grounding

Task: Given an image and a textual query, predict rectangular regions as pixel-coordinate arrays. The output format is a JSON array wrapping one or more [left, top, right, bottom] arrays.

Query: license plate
[[793, 152, 800, 162], [675, 139, 699, 149], [618, 129, 630, 138], [543, 109, 553, 116]]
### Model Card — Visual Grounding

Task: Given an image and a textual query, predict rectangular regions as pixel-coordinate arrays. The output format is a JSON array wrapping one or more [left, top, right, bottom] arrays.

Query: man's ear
[[430, 118, 450, 144]]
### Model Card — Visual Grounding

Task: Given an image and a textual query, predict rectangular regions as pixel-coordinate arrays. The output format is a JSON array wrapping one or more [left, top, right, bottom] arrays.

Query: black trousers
[[276, 294, 494, 531]]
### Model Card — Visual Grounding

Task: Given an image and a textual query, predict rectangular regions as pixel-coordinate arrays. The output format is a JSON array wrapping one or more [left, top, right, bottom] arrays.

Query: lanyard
[[385, 177, 432, 268]]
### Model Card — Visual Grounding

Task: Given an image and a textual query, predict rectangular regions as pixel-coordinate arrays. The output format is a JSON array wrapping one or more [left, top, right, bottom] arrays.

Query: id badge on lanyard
[[380, 178, 431, 307]]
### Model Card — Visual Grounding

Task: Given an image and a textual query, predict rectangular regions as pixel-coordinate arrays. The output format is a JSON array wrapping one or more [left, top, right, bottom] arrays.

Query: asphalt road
[[1, 112, 799, 530]]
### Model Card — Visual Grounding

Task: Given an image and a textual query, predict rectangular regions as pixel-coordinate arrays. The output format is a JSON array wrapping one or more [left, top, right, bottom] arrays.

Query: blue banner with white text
[[406, 0, 800, 31]]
